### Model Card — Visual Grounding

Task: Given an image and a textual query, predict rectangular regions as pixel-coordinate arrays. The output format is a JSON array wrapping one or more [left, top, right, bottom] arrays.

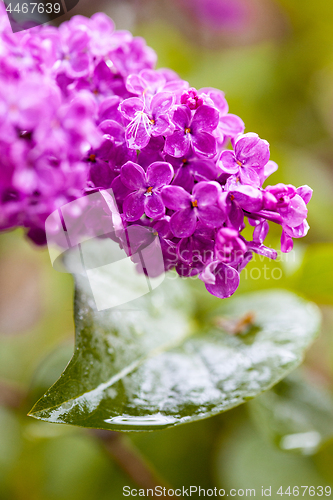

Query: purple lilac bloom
[[119, 92, 175, 149], [162, 181, 225, 238], [0, 4, 312, 299], [121, 161, 174, 221], [218, 132, 270, 187], [165, 104, 219, 158]]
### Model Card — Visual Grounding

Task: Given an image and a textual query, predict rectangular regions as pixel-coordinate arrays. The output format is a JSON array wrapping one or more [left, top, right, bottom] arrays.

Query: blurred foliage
[[2, 0, 333, 497]]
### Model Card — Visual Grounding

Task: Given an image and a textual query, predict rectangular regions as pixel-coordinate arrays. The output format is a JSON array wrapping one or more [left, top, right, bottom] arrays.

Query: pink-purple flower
[[165, 104, 219, 158], [121, 161, 174, 221]]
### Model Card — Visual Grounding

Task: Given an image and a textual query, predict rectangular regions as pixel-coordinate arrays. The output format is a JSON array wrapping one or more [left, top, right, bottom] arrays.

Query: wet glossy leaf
[[29, 255, 320, 431], [248, 372, 333, 454]]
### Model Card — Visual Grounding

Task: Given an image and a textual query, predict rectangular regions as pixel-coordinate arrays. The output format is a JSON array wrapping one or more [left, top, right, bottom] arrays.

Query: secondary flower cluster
[[0, 7, 312, 298]]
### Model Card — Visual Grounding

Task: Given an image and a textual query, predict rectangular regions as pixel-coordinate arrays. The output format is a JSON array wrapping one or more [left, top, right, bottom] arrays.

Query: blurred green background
[[1, 0, 333, 498]]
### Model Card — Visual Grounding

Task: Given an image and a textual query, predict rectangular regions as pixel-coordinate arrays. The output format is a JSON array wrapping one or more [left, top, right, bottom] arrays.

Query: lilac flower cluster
[[0, 6, 155, 244], [0, 7, 312, 299]]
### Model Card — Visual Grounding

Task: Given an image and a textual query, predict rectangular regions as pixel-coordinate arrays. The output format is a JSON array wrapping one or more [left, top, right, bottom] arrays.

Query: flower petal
[[281, 230, 294, 253], [144, 193, 165, 219], [218, 150, 239, 174], [170, 208, 197, 238], [119, 97, 145, 120], [146, 161, 174, 188], [193, 181, 221, 206], [253, 220, 269, 244], [278, 194, 307, 228], [171, 105, 191, 129], [120, 161, 146, 190], [165, 130, 191, 157], [150, 91, 175, 117], [230, 184, 263, 212], [125, 74, 145, 95], [296, 185, 313, 205], [202, 262, 240, 299], [125, 121, 151, 150], [161, 185, 191, 210], [123, 191, 145, 221], [235, 132, 270, 169], [218, 114, 245, 137], [192, 131, 217, 158], [152, 115, 174, 136], [191, 105, 219, 133], [198, 205, 225, 228], [192, 159, 219, 182]]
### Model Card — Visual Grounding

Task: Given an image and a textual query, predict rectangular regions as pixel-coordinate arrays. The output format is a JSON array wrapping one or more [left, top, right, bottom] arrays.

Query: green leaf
[[248, 372, 333, 454], [28, 258, 320, 431]]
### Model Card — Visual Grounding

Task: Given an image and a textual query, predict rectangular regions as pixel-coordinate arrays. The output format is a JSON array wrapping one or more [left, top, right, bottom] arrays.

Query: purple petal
[[120, 161, 146, 190], [218, 114, 245, 137], [219, 193, 244, 231], [150, 92, 175, 116], [161, 185, 191, 210], [165, 130, 191, 157], [235, 132, 270, 169], [140, 69, 166, 93], [192, 131, 217, 158], [278, 194, 307, 228], [283, 220, 309, 239], [170, 208, 197, 238], [172, 164, 195, 192], [69, 53, 90, 76], [296, 185, 313, 205], [253, 220, 269, 244], [193, 181, 221, 206], [124, 225, 155, 255], [218, 150, 239, 174], [201, 88, 229, 114], [144, 193, 165, 219], [262, 191, 278, 211], [99, 120, 124, 146], [98, 96, 121, 122], [177, 237, 194, 264], [281, 230, 293, 253], [111, 175, 132, 203], [228, 202, 244, 231], [123, 191, 145, 221], [239, 166, 261, 187], [248, 242, 278, 260], [146, 161, 174, 188], [191, 105, 219, 133], [125, 74, 145, 95], [260, 160, 278, 184], [152, 115, 174, 136], [119, 97, 145, 120], [230, 185, 263, 212], [90, 160, 113, 188], [198, 205, 225, 228], [192, 159, 219, 182], [125, 121, 151, 150], [201, 261, 240, 299], [171, 105, 191, 129]]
